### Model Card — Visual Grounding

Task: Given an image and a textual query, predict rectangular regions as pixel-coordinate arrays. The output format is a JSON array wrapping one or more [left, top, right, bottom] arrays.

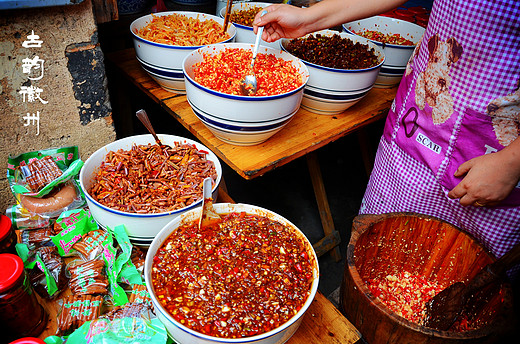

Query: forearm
[[299, 0, 407, 33]]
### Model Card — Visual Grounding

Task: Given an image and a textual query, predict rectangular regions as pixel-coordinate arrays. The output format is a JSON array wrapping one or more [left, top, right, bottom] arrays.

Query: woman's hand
[[448, 140, 520, 207], [252, 4, 310, 42]]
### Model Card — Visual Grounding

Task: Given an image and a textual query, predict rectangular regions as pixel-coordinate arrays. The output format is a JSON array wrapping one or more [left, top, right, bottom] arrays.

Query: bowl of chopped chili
[[130, 11, 237, 94], [219, 2, 280, 50], [145, 202, 319, 343], [79, 134, 222, 246], [281, 30, 385, 115], [340, 213, 514, 344], [182, 42, 309, 146], [342, 15, 425, 88]]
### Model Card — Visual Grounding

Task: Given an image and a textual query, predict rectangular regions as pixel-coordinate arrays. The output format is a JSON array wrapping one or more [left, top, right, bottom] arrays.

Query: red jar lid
[[10, 338, 46, 344], [0, 214, 13, 241], [394, 9, 415, 18], [0, 253, 24, 293], [408, 6, 427, 14]]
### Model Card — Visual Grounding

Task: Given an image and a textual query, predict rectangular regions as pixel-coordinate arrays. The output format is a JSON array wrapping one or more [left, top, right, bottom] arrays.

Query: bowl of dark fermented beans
[[281, 30, 385, 115]]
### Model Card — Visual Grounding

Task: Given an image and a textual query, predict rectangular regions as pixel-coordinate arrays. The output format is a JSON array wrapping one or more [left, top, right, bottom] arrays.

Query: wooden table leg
[[306, 152, 342, 262]]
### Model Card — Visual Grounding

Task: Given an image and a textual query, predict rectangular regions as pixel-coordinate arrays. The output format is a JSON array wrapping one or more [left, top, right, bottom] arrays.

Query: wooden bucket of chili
[[340, 213, 515, 343], [0, 254, 48, 341]]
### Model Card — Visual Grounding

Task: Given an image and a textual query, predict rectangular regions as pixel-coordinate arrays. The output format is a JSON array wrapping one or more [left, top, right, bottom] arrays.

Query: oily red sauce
[[151, 212, 315, 338]]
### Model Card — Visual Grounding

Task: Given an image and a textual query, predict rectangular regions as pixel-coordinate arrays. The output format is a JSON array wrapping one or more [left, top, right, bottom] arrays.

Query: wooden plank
[[91, 0, 118, 24]]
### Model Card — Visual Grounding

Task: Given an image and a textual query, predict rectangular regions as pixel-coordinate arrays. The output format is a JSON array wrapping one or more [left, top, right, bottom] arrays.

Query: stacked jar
[[0, 254, 48, 342]]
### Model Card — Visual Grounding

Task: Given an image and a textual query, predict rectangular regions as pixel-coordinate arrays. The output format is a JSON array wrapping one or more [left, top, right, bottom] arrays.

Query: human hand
[[448, 150, 520, 207], [252, 4, 311, 42]]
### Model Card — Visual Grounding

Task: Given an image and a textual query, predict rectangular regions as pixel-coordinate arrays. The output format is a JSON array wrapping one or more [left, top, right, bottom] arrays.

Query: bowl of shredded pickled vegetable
[[219, 2, 280, 50], [182, 42, 309, 146], [343, 15, 425, 88], [282, 30, 385, 115], [79, 134, 222, 246], [145, 202, 319, 344], [130, 11, 237, 94]]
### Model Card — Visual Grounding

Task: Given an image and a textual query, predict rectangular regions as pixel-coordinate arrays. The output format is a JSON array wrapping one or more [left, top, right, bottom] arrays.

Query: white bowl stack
[[182, 43, 309, 146], [79, 134, 222, 246], [130, 11, 237, 94], [281, 30, 385, 115], [343, 15, 425, 88]]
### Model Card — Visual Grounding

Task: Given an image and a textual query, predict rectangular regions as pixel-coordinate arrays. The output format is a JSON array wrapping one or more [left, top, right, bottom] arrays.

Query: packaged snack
[[21, 225, 56, 250], [57, 294, 103, 335], [68, 259, 109, 295], [101, 302, 151, 321], [72, 229, 109, 261], [29, 246, 68, 299], [51, 209, 98, 257], [128, 284, 152, 308]]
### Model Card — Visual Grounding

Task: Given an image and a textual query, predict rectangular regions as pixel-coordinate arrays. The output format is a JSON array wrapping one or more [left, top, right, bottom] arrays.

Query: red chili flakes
[[192, 48, 304, 96], [367, 271, 447, 325], [151, 212, 316, 338], [353, 29, 415, 45]]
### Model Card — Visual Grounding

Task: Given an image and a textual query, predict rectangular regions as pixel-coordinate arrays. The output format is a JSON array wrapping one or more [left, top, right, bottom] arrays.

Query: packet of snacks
[[7, 146, 85, 217]]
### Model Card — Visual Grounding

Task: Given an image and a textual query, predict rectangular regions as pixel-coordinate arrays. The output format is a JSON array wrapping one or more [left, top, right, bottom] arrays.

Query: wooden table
[[35, 188, 363, 344], [106, 48, 397, 261]]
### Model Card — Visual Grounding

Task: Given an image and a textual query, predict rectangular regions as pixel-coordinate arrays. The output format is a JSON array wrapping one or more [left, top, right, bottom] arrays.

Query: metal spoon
[[240, 10, 267, 96], [136, 109, 163, 147], [199, 177, 221, 229]]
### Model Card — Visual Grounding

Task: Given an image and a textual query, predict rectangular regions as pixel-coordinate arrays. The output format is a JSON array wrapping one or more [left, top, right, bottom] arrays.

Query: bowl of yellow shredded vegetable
[[131, 11, 236, 94]]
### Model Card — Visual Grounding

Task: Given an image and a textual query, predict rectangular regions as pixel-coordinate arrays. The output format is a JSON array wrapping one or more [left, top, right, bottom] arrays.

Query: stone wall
[[0, 0, 116, 212]]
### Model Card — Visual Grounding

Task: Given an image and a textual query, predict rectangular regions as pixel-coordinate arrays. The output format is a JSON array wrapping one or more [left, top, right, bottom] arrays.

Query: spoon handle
[[251, 10, 268, 66], [136, 109, 162, 146]]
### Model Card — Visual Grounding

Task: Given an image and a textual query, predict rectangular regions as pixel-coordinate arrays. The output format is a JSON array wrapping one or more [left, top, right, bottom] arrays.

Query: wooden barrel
[[340, 213, 514, 344]]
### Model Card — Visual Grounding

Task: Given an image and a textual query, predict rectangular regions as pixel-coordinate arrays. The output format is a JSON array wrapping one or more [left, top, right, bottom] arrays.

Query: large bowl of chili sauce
[[79, 134, 222, 247], [281, 30, 385, 115], [342, 15, 425, 88], [145, 203, 319, 344]]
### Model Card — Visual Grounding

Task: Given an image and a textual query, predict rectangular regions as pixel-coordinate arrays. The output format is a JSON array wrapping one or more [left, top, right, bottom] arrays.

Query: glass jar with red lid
[[0, 253, 48, 341], [0, 215, 17, 254]]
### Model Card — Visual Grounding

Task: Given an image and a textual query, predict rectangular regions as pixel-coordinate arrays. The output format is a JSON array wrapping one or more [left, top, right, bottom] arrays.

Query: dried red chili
[[285, 33, 380, 69], [151, 212, 315, 338], [88, 142, 217, 214]]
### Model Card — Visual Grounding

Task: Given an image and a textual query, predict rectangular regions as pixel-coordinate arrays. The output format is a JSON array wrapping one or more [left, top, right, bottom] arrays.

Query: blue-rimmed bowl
[[281, 30, 385, 115], [145, 202, 320, 344], [182, 43, 309, 146], [79, 134, 222, 246], [219, 2, 280, 50], [130, 11, 236, 94], [342, 15, 425, 88]]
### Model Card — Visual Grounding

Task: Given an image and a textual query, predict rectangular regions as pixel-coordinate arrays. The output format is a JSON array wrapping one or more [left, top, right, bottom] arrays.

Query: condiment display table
[[33, 188, 363, 343], [105, 48, 397, 261]]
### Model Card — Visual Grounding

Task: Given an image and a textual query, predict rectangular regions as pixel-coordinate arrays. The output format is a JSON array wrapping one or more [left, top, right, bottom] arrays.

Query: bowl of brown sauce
[[145, 202, 319, 343]]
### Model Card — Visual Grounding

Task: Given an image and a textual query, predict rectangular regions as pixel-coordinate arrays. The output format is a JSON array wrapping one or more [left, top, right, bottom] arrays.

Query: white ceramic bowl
[[342, 15, 425, 88], [182, 42, 309, 146], [79, 134, 222, 246], [219, 2, 280, 50], [281, 30, 385, 115], [130, 11, 237, 94], [145, 202, 320, 344]]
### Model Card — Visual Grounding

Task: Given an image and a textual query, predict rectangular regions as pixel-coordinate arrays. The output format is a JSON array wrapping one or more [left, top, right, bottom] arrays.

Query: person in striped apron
[[254, 0, 520, 277]]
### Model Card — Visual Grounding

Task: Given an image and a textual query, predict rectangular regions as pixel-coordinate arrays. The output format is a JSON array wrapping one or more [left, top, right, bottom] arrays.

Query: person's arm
[[448, 137, 520, 207], [253, 0, 407, 42]]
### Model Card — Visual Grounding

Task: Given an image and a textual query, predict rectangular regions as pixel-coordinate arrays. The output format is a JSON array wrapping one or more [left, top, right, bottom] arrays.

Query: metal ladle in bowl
[[240, 10, 268, 96]]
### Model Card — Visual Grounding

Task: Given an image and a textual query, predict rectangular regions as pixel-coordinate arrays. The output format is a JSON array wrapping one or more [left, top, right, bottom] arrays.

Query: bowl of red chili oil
[[281, 30, 385, 115], [342, 15, 425, 88], [340, 213, 514, 344], [145, 202, 319, 343], [182, 43, 309, 146], [79, 134, 222, 247]]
